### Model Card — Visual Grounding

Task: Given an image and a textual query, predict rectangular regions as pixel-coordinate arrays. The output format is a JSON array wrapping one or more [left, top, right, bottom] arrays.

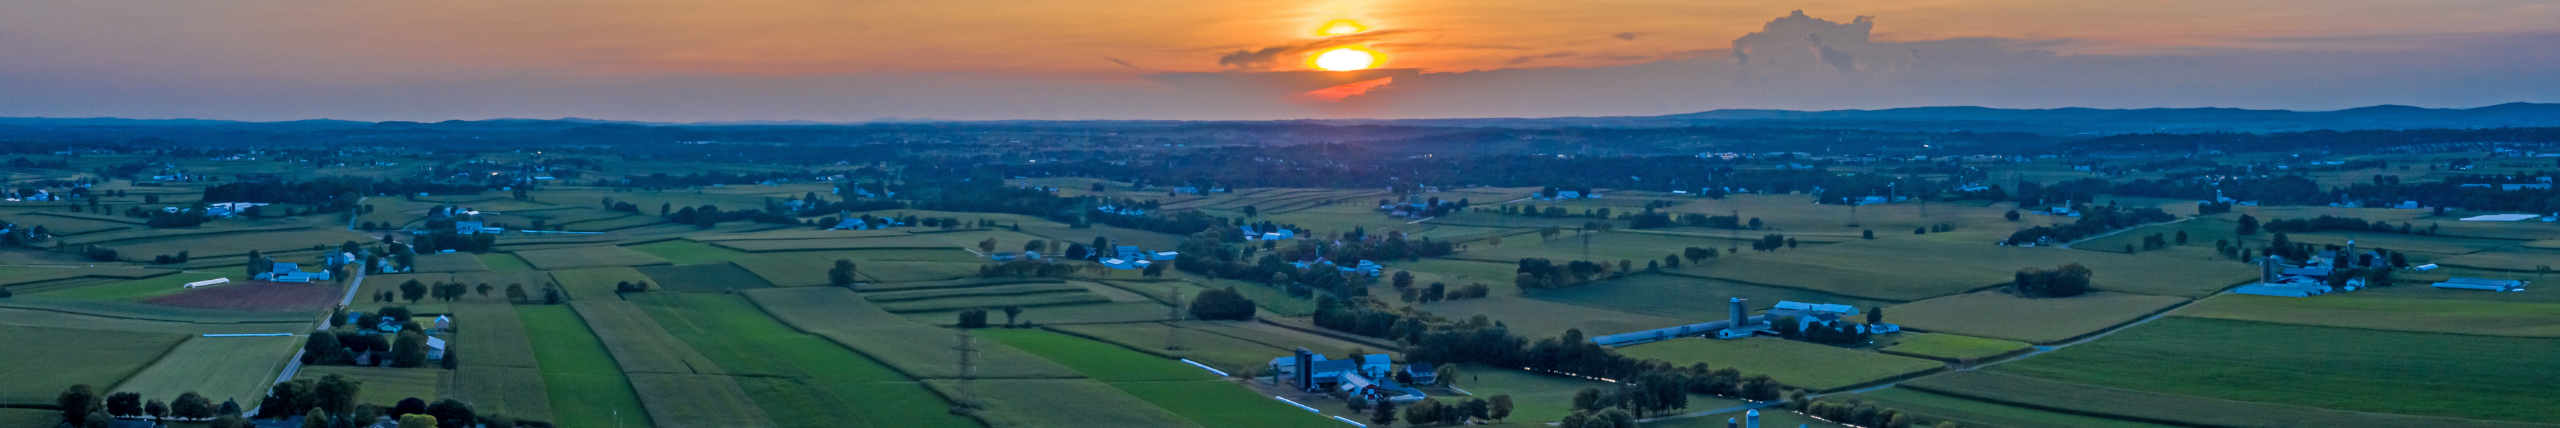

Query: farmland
[[518, 305, 655, 428], [2176, 294, 2560, 337], [1993, 317, 2560, 423], [1902, 371, 2554, 428], [110, 336, 301, 406], [514, 246, 675, 270], [1884, 291, 2189, 344], [1614, 338, 1943, 392], [0, 325, 189, 406], [1877, 333, 2034, 362], [634, 262, 776, 292]]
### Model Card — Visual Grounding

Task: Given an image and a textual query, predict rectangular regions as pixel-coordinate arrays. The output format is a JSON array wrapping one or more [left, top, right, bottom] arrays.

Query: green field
[[451, 302, 542, 368], [868, 283, 1091, 302], [1113, 381, 1342, 428], [741, 287, 1081, 379], [1420, 296, 1694, 340], [2432, 247, 2560, 271], [0, 409, 60, 428], [0, 325, 189, 406], [978, 328, 1217, 382], [517, 305, 655, 428], [1994, 317, 2560, 423], [2177, 294, 2560, 337], [1690, 235, 2258, 301], [875, 292, 1116, 314], [1885, 291, 2187, 344], [451, 365, 555, 423], [570, 300, 728, 375], [900, 301, 1173, 326], [413, 252, 493, 272], [625, 293, 909, 381], [514, 246, 675, 270], [625, 373, 776, 428], [627, 239, 758, 265], [1857, 388, 2182, 428], [634, 262, 776, 292], [1614, 338, 1943, 392], [110, 336, 300, 406], [0, 306, 309, 335], [29, 271, 230, 301], [549, 267, 655, 299], [927, 379, 1202, 428], [480, 252, 534, 272], [1905, 371, 2553, 428], [1877, 333, 2034, 362], [1534, 273, 1897, 322]]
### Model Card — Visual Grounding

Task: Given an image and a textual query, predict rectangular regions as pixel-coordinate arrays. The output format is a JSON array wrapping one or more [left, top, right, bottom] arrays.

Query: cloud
[[1806, 34, 1859, 77], [1505, 52, 1578, 66], [1102, 56, 1141, 70], [1613, 32, 1642, 41], [1214, 31, 1413, 70]]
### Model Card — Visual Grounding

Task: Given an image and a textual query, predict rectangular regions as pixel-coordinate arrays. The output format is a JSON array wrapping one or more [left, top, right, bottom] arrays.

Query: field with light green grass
[[110, 336, 300, 406], [411, 251, 492, 272], [0, 325, 188, 406], [978, 328, 1218, 382], [1885, 291, 2188, 344], [742, 287, 1080, 379], [549, 266, 654, 299], [514, 245, 674, 270], [1614, 337, 1943, 392], [1994, 317, 2560, 423], [295, 365, 445, 407], [28, 271, 228, 301], [478, 252, 534, 271], [517, 304, 656, 428], [1854, 388, 2182, 428], [634, 262, 775, 292], [570, 300, 728, 375], [1876, 333, 2033, 362], [1420, 295, 1694, 340], [928, 378, 1202, 428], [1904, 371, 2555, 428]]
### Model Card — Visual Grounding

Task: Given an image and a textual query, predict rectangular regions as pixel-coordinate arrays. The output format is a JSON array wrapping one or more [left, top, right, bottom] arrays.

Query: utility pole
[[1165, 286, 1186, 351]]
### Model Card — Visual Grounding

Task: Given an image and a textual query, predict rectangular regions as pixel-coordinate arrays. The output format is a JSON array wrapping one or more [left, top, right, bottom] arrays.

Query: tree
[[392, 330, 430, 367], [505, 284, 528, 302], [83, 409, 110, 428], [400, 279, 427, 303], [58, 384, 99, 427], [957, 309, 989, 328], [1488, 394, 1514, 422], [2237, 214, 2260, 235], [978, 238, 997, 254], [1863, 229, 1875, 239], [146, 399, 168, 421], [1435, 365, 1461, 387], [303, 408, 330, 428], [426, 399, 477, 428], [1392, 271, 1415, 289], [476, 283, 493, 298], [1370, 398, 1398, 425], [106, 391, 142, 417], [1242, 205, 1258, 217], [171, 392, 214, 419], [827, 259, 858, 287], [1867, 306, 1883, 325], [1189, 287, 1257, 320], [1404, 398, 1446, 426], [398, 414, 438, 428], [2175, 230, 2189, 245], [1002, 305, 1023, 326]]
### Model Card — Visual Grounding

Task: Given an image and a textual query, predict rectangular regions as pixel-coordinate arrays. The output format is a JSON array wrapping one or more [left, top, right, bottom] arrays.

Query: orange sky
[[2, 0, 2557, 121]]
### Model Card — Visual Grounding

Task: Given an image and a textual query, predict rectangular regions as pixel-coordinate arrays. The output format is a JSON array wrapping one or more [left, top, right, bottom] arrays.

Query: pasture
[[634, 262, 776, 292], [1613, 337, 1942, 392], [513, 246, 674, 270], [412, 252, 493, 272], [450, 302, 540, 368], [571, 300, 728, 375], [624, 293, 908, 381], [517, 305, 656, 428], [976, 328, 1217, 382], [1856, 388, 2182, 428], [1876, 333, 2034, 362], [1534, 273, 1897, 322], [549, 267, 655, 299], [111, 336, 300, 406], [1884, 291, 2188, 344], [741, 287, 1080, 379], [1993, 317, 2560, 423], [0, 325, 188, 406], [29, 271, 229, 301], [625, 373, 776, 428], [479, 252, 534, 272], [1112, 381, 1344, 428], [1905, 371, 2553, 428], [2177, 294, 2560, 337], [294, 365, 445, 407]]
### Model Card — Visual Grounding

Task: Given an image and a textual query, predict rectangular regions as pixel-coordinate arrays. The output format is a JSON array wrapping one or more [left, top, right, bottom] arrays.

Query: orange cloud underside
[[1295, 77, 1395, 103]]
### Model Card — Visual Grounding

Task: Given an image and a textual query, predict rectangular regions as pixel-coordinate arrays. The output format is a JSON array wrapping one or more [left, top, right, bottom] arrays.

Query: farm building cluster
[[1269, 349, 1432, 404]]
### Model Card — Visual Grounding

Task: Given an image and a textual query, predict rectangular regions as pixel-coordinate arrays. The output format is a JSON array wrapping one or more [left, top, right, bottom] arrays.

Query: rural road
[[2057, 216, 2195, 249], [1632, 400, 1788, 424]]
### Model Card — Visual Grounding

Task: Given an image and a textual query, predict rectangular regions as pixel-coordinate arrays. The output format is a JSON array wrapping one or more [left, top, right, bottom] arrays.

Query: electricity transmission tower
[[952, 330, 981, 412]]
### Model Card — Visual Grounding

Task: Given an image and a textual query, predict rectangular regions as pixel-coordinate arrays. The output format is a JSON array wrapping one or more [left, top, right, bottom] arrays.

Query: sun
[[1316, 20, 1369, 36], [1309, 46, 1383, 71]]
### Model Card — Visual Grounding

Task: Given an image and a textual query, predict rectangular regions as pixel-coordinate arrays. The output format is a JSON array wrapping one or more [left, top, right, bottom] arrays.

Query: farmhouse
[[1115, 245, 1146, 261], [1766, 300, 1866, 332], [2236, 255, 2343, 297], [255, 262, 331, 283]]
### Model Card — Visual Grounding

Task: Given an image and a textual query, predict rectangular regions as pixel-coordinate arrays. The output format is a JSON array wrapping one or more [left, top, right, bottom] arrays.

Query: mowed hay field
[[448, 303, 554, 421], [1049, 320, 1390, 375], [411, 252, 492, 272], [731, 248, 984, 286], [1885, 291, 2189, 344], [979, 329, 1339, 428], [517, 305, 655, 428], [1614, 338, 1943, 392], [1420, 296, 1695, 340], [1994, 317, 2560, 423], [0, 325, 189, 406], [513, 246, 674, 270], [550, 267, 655, 299], [624, 293, 975, 428], [1905, 371, 2557, 428], [2177, 294, 2560, 337], [296, 365, 444, 408], [570, 300, 727, 375], [29, 271, 229, 301], [110, 336, 300, 405], [1855, 388, 2184, 428]]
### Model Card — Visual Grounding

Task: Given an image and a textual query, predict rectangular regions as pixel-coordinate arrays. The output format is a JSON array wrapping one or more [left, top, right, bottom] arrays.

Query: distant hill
[[5, 103, 2557, 135]]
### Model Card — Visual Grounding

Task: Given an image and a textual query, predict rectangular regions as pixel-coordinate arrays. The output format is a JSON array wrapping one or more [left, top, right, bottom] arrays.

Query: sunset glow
[[1310, 46, 1383, 71], [1316, 20, 1369, 36]]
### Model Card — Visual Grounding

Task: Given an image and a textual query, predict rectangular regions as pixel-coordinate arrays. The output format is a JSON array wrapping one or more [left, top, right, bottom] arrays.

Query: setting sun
[[1309, 46, 1382, 71], [1316, 20, 1369, 36]]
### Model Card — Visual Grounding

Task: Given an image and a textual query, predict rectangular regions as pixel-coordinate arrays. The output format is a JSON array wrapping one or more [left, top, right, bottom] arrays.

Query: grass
[[633, 262, 776, 292], [1048, 321, 1393, 376], [29, 271, 230, 301], [110, 336, 300, 406], [899, 301, 1175, 326], [294, 365, 444, 407], [1855, 388, 2182, 428], [1113, 381, 1343, 428], [1533, 273, 1897, 323], [1690, 234, 2259, 301], [1443, 365, 1752, 423], [732, 249, 985, 286], [1419, 296, 1696, 340], [2432, 247, 2560, 271], [1885, 291, 2188, 344], [867, 283, 1090, 302], [1876, 333, 2034, 362], [513, 246, 674, 270], [858, 277, 1067, 292], [570, 300, 728, 375], [977, 328, 1218, 382], [412, 252, 493, 272], [711, 235, 963, 252], [732, 377, 981, 428], [451, 365, 554, 423], [926, 379, 1202, 428], [627, 240, 757, 265], [624, 373, 776, 428], [478, 252, 534, 272], [1613, 338, 1943, 392], [623, 293, 909, 381], [1905, 371, 2551, 428], [450, 302, 540, 368], [1993, 317, 2560, 423], [741, 287, 1081, 379], [517, 305, 655, 428], [2177, 294, 2560, 337], [0, 409, 59, 428], [548, 267, 654, 300], [0, 306, 308, 335], [0, 325, 190, 406], [0, 298, 313, 323]]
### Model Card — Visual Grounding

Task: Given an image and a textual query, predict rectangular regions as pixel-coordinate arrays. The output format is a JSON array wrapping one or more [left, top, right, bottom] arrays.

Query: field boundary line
[[1251, 318, 1401, 350], [1650, 271, 1920, 304]]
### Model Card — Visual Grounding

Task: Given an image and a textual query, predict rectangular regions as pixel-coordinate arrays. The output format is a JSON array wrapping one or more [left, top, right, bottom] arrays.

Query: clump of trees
[[2002, 205, 2174, 245], [1316, 297, 1790, 403], [1188, 287, 1257, 320], [956, 308, 990, 328], [2014, 263, 2094, 298], [1792, 396, 1968, 428]]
